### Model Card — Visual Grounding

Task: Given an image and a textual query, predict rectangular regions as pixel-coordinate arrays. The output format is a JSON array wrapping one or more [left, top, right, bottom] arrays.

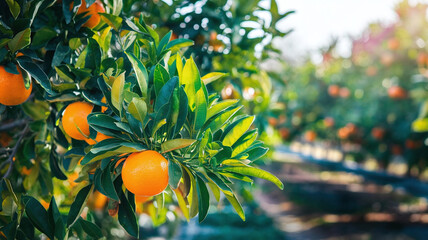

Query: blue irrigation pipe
[[275, 145, 428, 199]]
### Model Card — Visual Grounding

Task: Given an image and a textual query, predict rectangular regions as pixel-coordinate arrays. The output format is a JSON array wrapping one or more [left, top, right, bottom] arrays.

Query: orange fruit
[[40, 199, 50, 209], [279, 128, 290, 140], [68, 172, 79, 187], [387, 38, 400, 50], [121, 150, 169, 196], [62, 102, 93, 140], [324, 117, 335, 128], [388, 86, 407, 99], [85, 132, 113, 145], [339, 87, 350, 98], [101, 96, 108, 112], [304, 131, 317, 142], [76, 0, 105, 29], [135, 195, 151, 203], [371, 127, 385, 140], [88, 191, 108, 210], [328, 85, 340, 97], [21, 166, 32, 175], [0, 132, 12, 147], [0, 65, 32, 106], [268, 117, 278, 127]]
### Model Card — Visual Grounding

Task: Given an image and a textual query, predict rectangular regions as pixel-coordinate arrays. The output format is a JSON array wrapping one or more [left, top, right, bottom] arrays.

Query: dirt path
[[254, 160, 428, 240]]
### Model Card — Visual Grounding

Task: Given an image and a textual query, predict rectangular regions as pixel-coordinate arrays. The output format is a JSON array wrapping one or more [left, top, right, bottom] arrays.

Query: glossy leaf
[[168, 159, 182, 189], [161, 139, 196, 153], [67, 184, 93, 227], [118, 190, 139, 238], [78, 218, 103, 239], [202, 72, 227, 85], [22, 196, 53, 238], [196, 176, 210, 222], [221, 166, 284, 189], [125, 51, 148, 98], [222, 116, 255, 147]]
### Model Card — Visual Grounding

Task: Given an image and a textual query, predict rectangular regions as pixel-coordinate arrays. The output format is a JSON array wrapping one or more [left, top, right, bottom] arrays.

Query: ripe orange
[[0, 65, 32, 106], [279, 128, 290, 140], [62, 102, 93, 140], [339, 87, 350, 98], [268, 117, 278, 127], [101, 96, 108, 112], [388, 86, 407, 99], [121, 150, 169, 196], [76, 0, 105, 29], [304, 130, 317, 142], [21, 166, 32, 175], [328, 85, 340, 97], [371, 127, 385, 140], [387, 38, 400, 50], [85, 132, 113, 145], [88, 191, 108, 210], [324, 117, 335, 128], [135, 195, 151, 203], [0, 132, 12, 147]]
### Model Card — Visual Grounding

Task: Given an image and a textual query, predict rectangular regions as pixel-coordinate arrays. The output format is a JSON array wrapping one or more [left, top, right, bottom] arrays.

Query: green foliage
[[0, 0, 289, 238]]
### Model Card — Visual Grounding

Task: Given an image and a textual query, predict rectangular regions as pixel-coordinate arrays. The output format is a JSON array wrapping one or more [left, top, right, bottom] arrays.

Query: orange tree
[[275, 0, 428, 174], [0, 0, 284, 239]]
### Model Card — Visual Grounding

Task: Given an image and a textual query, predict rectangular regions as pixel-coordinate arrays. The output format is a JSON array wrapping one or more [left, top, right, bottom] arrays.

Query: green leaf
[[165, 38, 194, 52], [118, 190, 139, 238], [87, 113, 122, 132], [52, 43, 70, 67], [67, 184, 93, 227], [231, 130, 258, 157], [128, 97, 147, 123], [183, 167, 198, 218], [6, 0, 20, 19], [154, 64, 170, 96], [224, 194, 245, 221], [194, 86, 208, 131], [101, 168, 120, 201], [207, 99, 239, 120], [168, 159, 182, 189], [78, 217, 104, 239], [32, 27, 57, 47], [161, 139, 196, 153], [48, 197, 65, 240], [49, 151, 67, 180], [22, 196, 53, 238], [17, 58, 54, 94], [202, 72, 227, 85], [81, 142, 145, 165], [125, 51, 148, 98], [221, 166, 284, 189], [155, 76, 177, 112], [207, 106, 242, 134], [222, 116, 255, 147], [111, 72, 125, 113], [99, 13, 122, 31], [85, 38, 102, 70], [196, 176, 210, 223], [181, 57, 202, 111], [8, 28, 30, 53], [157, 31, 172, 55], [206, 171, 233, 196], [173, 189, 189, 221]]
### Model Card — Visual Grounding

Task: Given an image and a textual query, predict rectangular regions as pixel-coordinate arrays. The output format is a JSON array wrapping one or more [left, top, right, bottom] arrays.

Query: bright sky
[[270, 0, 428, 62]]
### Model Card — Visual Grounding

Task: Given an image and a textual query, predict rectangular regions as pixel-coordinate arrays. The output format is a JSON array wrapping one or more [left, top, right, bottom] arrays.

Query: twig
[[0, 119, 28, 131], [2, 125, 30, 180]]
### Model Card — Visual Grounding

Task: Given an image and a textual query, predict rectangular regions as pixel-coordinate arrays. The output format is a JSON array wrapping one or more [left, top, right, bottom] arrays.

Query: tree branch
[[0, 119, 28, 131], [1, 125, 30, 180]]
